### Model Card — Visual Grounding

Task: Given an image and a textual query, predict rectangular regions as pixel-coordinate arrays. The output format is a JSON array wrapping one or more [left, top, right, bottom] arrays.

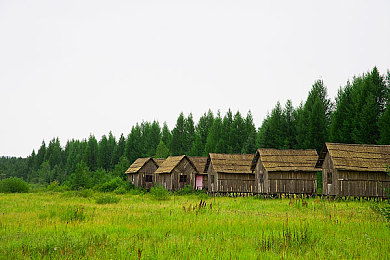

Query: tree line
[[1, 67, 389, 186]]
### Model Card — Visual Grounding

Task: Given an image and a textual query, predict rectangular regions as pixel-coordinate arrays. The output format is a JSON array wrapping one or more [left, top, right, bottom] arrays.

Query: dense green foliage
[[0, 67, 389, 188], [0, 193, 389, 259], [0, 177, 29, 193]]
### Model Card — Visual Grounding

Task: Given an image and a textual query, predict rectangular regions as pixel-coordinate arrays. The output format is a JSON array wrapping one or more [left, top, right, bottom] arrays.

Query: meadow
[[0, 192, 389, 259]]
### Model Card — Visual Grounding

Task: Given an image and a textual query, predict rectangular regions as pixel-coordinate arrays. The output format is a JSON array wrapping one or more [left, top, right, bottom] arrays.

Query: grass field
[[0, 192, 389, 259]]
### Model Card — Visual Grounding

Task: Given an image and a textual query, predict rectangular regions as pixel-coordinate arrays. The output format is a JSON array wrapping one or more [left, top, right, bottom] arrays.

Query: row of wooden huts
[[125, 143, 390, 197]]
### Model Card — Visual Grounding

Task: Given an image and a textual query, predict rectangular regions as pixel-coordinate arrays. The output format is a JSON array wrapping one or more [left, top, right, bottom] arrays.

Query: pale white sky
[[1, 0, 389, 157]]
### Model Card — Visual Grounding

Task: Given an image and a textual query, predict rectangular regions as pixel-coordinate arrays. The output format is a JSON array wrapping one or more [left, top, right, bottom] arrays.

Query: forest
[[1, 67, 389, 188]]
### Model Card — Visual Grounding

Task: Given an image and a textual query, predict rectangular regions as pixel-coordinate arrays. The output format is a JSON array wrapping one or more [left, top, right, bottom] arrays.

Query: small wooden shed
[[155, 155, 198, 191], [316, 143, 390, 197], [205, 153, 255, 193], [125, 157, 163, 189], [189, 156, 208, 190], [251, 149, 318, 195]]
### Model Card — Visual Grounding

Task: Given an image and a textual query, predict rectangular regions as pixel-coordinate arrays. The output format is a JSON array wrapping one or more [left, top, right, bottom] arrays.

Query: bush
[[96, 195, 120, 204], [150, 185, 170, 200], [97, 177, 126, 192], [114, 186, 127, 194], [175, 185, 194, 195], [0, 177, 29, 193], [46, 180, 69, 192]]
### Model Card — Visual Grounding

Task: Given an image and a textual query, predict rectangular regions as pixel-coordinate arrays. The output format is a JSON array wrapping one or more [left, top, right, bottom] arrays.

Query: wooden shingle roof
[[252, 149, 318, 172], [155, 155, 196, 174], [316, 143, 390, 172], [154, 158, 166, 167], [125, 157, 156, 174], [189, 157, 208, 174], [206, 153, 254, 174]]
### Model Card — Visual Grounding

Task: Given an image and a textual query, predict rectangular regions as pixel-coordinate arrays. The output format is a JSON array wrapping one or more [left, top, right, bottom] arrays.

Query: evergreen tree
[[124, 124, 143, 163], [69, 161, 90, 190], [112, 133, 125, 167], [183, 114, 195, 154], [110, 155, 130, 180], [84, 134, 98, 171], [35, 141, 46, 170], [155, 140, 170, 158], [379, 96, 390, 144], [171, 113, 186, 155], [205, 112, 224, 153], [231, 111, 245, 153], [296, 80, 331, 150], [107, 131, 117, 170], [161, 122, 172, 151], [189, 132, 204, 156]]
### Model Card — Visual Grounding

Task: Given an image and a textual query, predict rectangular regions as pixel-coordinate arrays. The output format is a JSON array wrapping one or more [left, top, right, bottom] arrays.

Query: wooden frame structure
[[189, 157, 208, 190], [205, 153, 255, 194], [155, 155, 198, 191], [251, 149, 318, 195], [125, 157, 163, 189], [316, 143, 390, 198]]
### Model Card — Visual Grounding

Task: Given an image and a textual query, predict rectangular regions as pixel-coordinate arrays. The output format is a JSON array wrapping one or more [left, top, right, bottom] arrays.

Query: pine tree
[[84, 134, 98, 171], [378, 97, 390, 144], [112, 133, 125, 167], [124, 124, 143, 163], [98, 135, 110, 171], [205, 112, 223, 153], [161, 122, 172, 151], [171, 113, 186, 155], [183, 114, 195, 154], [231, 111, 245, 153], [155, 140, 170, 158], [190, 133, 204, 156], [35, 141, 46, 170]]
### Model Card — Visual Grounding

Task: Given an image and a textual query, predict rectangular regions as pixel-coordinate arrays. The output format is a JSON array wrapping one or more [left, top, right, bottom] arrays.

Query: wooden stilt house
[[189, 157, 208, 190], [251, 149, 318, 195], [155, 155, 198, 191], [125, 157, 163, 189], [316, 143, 390, 198], [205, 153, 255, 193]]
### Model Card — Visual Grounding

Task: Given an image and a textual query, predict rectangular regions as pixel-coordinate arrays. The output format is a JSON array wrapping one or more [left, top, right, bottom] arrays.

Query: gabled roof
[[315, 143, 390, 172], [125, 157, 157, 174], [154, 158, 166, 167], [252, 148, 318, 172], [155, 155, 196, 174], [205, 153, 254, 174], [189, 156, 208, 174]]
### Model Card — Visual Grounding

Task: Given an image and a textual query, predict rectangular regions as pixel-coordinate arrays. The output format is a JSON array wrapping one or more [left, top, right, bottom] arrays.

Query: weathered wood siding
[[207, 163, 255, 193], [216, 173, 256, 193], [202, 174, 208, 191], [207, 164, 217, 193], [255, 157, 268, 194], [267, 171, 317, 194], [337, 171, 390, 197], [156, 158, 197, 191], [127, 159, 158, 189], [322, 152, 338, 196]]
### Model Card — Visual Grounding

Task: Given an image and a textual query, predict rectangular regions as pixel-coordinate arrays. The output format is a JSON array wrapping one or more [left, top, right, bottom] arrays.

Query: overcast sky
[[1, 0, 389, 157]]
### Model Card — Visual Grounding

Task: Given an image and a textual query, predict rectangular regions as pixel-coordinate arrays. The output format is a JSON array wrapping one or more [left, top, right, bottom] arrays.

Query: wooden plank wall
[[268, 171, 317, 194], [215, 173, 256, 193], [338, 171, 390, 197], [138, 160, 158, 190]]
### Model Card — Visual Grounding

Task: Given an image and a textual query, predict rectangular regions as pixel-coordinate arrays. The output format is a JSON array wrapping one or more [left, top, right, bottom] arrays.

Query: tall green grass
[[0, 193, 388, 259]]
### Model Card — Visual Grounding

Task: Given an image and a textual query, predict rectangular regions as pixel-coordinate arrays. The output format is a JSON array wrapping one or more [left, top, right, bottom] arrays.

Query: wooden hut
[[189, 157, 208, 190], [315, 143, 390, 197], [155, 155, 198, 191], [205, 153, 255, 193], [125, 157, 162, 189], [251, 149, 318, 195]]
